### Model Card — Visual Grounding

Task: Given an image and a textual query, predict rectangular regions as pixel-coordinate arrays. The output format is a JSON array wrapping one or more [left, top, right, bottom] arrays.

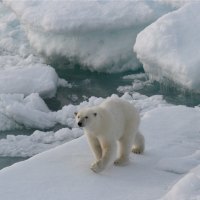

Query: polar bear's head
[[74, 107, 99, 130]]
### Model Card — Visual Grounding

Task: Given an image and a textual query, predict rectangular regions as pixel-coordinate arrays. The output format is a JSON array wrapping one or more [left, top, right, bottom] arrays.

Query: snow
[[0, 1, 200, 198], [0, 2, 67, 97], [157, 0, 188, 8], [134, 2, 200, 93], [0, 128, 83, 157], [117, 73, 153, 93], [0, 65, 59, 98], [160, 165, 200, 200], [0, 104, 199, 200], [57, 78, 72, 88], [118, 79, 152, 93], [123, 73, 147, 80], [2, 0, 179, 72], [0, 92, 167, 155], [0, 2, 33, 64], [157, 151, 200, 174], [0, 1, 40, 70], [0, 93, 55, 131]]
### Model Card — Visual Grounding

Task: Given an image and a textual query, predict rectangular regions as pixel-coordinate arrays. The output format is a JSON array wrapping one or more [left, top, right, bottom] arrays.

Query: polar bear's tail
[[132, 131, 145, 154]]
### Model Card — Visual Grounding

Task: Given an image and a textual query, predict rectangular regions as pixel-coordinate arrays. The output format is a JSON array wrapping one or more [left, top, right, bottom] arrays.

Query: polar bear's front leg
[[87, 134, 102, 161], [91, 140, 117, 173]]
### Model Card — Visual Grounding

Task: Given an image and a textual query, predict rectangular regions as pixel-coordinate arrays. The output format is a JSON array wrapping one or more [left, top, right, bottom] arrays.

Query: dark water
[[0, 129, 33, 170], [46, 65, 200, 111], [0, 157, 28, 170], [46, 67, 144, 110], [1, 63, 200, 170]]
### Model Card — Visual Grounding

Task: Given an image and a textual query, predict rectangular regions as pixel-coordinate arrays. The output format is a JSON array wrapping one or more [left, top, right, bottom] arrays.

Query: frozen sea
[[0, 1, 200, 200], [1, 66, 200, 170], [0, 0, 200, 170]]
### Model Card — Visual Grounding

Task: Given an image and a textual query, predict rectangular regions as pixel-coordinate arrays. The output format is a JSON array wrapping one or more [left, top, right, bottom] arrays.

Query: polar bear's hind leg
[[132, 131, 145, 154], [114, 129, 135, 166]]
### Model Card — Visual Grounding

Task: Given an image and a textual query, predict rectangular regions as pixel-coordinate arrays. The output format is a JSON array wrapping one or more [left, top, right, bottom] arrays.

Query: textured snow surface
[[0, 65, 59, 98], [0, 93, 55, 131], [0, 128, 83, 157], [0, 104, 199, 200], [2, 0, 180, 72], [0, 1, 200, 199], [0, 92, 167, 156], [160, 164, 200, 200], [0, 2, 68, 97], [134, 2, 200, 93]]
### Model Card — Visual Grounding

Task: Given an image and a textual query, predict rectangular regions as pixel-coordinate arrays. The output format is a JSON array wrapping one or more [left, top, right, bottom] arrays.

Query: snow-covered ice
[[118, 73, 153, 92], [123, 73, 147, 80], [0, 93, 167, 155], [0, 2, 68, 97], [0, 1, 200, 199], [0, 2, 34, 66], [0, 103, 199, 200], [117, 79, 153, 93], [0, 65, 59, 98], [134, 2, 200, 93], [0, 93, 56, 131], [157, 0, 188, 8], [160, 164, 200, 200], [2, 0, 180, 72], [0, 128, 83, 157], [157, 151, 200, 174]]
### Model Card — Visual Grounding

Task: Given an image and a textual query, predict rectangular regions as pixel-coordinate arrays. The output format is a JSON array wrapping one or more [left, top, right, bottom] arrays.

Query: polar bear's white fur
[[75, 97, 145, 173]]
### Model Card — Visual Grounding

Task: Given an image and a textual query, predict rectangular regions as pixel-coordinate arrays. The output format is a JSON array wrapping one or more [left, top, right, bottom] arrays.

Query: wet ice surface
[[0, 93, 167, 158], [134, 2, 200, 93], [2, 0, 179, 72], [0, 1, 200, 199], [0, 102, 200, 200]]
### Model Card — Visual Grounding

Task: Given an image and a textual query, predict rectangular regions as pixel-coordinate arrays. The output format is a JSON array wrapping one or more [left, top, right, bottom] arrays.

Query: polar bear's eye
[[85, 116, 88, 119]]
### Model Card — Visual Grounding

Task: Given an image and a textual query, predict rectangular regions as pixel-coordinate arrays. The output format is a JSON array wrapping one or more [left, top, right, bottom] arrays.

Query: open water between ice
[[1, 65, 200, 170], [1, 0, 200, 170]]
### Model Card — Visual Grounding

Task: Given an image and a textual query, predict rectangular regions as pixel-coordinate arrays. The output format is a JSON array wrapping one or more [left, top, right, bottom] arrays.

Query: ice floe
[[0, 92, 167, 155], [160, 164, 200, 200], [134, 2, 200, 93], [0, 2, 67, 97], [0, 128, 83, 157], [0, 93, 55, 131], [0, 65, 59, 98], [0, 101, 199, 200], [2, 0, 180, 72]]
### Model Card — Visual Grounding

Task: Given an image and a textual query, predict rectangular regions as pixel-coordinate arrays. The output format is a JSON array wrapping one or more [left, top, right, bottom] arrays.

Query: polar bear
[[75, 97, 145, 173]]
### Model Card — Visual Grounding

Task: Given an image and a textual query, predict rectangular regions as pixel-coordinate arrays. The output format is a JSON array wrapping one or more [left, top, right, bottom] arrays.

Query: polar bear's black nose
[[78, 122, 83, 127]]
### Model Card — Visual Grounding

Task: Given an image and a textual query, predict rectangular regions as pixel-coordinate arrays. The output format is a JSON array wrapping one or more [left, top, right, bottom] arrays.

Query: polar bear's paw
[[114, 157, 129, 166], [90, 161, 104, 173], [132, 132, 145, 154], [132, 146, 143, 154]]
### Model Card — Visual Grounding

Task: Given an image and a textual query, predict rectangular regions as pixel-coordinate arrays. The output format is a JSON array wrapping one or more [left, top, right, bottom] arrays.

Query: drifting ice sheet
[[0, 2, 64, 97], [160, 164, 200, 200], [2, 0, 179, 72], [0, 128, 83, 157], [134, 2, 200, 93], [0, 92, 167, 154], [0, 104, 199, 200], [0, 65, 59, 98], [0, 93, 55, 131]]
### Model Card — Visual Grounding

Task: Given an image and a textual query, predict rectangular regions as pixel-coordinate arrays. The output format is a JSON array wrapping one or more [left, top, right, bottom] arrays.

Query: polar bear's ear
[[93, 113, 97, 117], [74, 112, 78, 116]]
